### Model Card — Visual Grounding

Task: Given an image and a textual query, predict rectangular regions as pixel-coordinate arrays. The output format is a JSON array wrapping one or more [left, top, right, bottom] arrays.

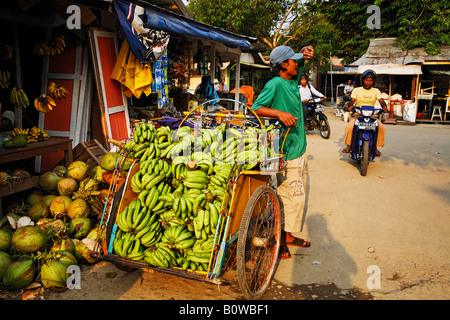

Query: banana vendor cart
[[93, 99, 288, 300]]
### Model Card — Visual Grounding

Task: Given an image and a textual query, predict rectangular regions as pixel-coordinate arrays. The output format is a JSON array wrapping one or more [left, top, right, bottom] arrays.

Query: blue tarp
[[114, 0, 254, 63]]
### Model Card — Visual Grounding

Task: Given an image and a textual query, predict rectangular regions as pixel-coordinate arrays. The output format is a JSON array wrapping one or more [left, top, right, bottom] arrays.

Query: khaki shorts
[[276, 152, 308, 233]]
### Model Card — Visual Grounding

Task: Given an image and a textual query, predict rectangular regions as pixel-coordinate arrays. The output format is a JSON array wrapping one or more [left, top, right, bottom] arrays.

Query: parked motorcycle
[[304, 98, 330, 139], [349, 105, 383, 176]]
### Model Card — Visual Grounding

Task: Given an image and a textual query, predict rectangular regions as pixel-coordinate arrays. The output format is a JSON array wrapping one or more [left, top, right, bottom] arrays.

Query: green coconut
[[40, 260, 68, 289], [0, 229, 12, 252], [55, 250, 78, 267], [57, 177, 78, 197], [49, 196, 73, 219], [53, 165, 68, 178], [0, 251, 13, 281], [67, 199, 90, 220], [72, 238, 98, 264], [42, 194, 57, 208], [68, 217, 91, 239], [11, 226, 48, 254], [67, 161, 89, 181], [26, 190, 45, 206], [2, 259, 35, 290], [39, 171, 62, 192], [100, 152, 119, 172], [50, 238, 75, 254], [27, 201, 49, 222]]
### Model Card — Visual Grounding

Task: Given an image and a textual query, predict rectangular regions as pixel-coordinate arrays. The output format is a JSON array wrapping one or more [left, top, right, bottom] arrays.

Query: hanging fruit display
[[33, 35, 66, 56], [33, 94, 56, 113], [47, 82, 69, 99], [10, 87, 29, 109], [0, 69, 11, 89]]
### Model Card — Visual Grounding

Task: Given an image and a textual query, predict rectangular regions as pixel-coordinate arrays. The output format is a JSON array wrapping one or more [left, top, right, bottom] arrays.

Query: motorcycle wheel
[[319, 119, 331, 139], [360, 140, 369, 176]]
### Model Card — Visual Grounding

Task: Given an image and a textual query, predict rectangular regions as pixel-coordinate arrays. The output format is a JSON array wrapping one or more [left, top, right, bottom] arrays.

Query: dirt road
[[38, 108, 450, 301]]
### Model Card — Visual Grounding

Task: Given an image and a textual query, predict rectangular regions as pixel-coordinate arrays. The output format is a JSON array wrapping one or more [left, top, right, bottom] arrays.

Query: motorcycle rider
[[342, 69, 388, 155], [299, 73, 326, 122]]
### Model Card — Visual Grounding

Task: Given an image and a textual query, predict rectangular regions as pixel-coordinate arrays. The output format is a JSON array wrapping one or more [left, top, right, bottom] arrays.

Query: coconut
[[50, 238, 75, 254], [68, 217, 91, 239], [27, 202, 49, 222], [57, 177, 78, 197], [40, 260, 68, 289], [26, 190, 45, 206], [49, 196, 72, 219], [0, 229, 12, 252], [67, 161, 89, 181], [53, 165, 68, 178], [72, 238, 98, 264], [39, 171, 62, 192], [42, 194, 57, 207], [11, 226, 48, 254], [55, 250, 78, 267], [0, 251, 12, 281], [11, 169, 31, 181], [47, 219, 68, 234], [100, 152, 119, 172], [67, 199, 90, 220], [0, 172, 10, 185], [2, 259, 35, 290], [89, 166, 106, 183]]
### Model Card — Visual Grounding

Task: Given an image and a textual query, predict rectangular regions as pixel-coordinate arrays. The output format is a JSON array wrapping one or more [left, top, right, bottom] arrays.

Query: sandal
[[287, 237, 311, 248], [278, 245, 291, 259], [376, 149, 382, 156], [342, 146, 350, 154]]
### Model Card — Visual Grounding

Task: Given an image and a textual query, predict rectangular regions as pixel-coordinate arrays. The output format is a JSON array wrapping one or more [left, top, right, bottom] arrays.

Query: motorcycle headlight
[[361, 109, 373, 117]]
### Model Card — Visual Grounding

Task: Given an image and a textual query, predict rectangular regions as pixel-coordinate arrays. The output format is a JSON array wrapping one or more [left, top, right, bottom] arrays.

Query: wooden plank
[[0, 139, 73, 166]]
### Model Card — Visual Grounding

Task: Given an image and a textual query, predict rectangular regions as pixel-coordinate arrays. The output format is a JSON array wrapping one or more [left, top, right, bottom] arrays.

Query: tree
[[186, 0, 304, 49], [301, 0, 450, 64]]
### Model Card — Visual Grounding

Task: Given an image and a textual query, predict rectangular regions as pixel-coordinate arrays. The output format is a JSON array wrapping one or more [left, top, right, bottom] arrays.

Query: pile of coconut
[[0, 152, 124, 294]]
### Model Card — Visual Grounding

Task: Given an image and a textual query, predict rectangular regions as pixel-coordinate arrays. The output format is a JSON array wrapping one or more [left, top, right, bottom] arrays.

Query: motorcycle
[[304, 98, 330, 139], [349, 105, 383, 176]]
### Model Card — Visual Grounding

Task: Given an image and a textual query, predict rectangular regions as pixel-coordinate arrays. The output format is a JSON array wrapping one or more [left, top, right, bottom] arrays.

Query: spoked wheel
[[236, 185, 281, 300], [319, 118, 331, 139]]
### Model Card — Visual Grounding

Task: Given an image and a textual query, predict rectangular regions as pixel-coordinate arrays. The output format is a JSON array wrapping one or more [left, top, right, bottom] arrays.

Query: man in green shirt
[[252, 45, 314, 259]]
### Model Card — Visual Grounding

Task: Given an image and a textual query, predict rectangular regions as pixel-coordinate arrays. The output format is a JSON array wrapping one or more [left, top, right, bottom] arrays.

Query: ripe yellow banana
[[34, 94, 55, 113]]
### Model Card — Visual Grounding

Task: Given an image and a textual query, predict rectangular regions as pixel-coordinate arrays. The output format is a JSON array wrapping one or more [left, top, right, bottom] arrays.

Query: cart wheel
[[236, 185, 281, 300]]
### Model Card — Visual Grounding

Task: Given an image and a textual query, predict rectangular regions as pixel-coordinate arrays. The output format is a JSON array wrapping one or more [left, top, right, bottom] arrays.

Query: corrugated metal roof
[[349, 38, 450, 66]]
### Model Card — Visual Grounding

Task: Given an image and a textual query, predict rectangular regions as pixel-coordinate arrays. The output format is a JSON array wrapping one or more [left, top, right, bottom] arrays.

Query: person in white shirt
[[214, 76, 229, 93], [299, 73, 326, 120], [343, 79, 354, 102]]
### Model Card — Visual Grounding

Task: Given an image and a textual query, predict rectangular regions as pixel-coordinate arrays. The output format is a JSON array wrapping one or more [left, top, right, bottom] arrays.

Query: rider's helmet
[[361, 69, 376, 81], [299, 73, 308, 80]]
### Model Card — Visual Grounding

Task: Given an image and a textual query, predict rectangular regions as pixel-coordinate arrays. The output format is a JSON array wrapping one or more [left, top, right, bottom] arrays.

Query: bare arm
[[253, 107, 298, 127]]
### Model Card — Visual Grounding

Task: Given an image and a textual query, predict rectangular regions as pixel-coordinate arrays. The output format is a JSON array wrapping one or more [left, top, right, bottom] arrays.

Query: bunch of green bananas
[[0, 69, 10, 89], [161, 224, 196, 250], [177, 237, 216, 271], [10, 87, 29, 109], [144, 242, 179, 268], [114, 198, 164, 248], [113, 229, 146, 260]]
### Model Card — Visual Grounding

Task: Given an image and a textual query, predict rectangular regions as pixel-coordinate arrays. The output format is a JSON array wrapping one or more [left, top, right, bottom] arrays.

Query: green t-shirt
[[251, 60, 306, 161]]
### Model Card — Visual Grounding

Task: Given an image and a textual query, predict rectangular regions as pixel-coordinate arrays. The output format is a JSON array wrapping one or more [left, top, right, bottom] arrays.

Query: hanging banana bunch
[[47, 82, 69, 99], [34, 94, 56, 113], [0, 70, 11, 89], [33, 35, 66, 56], [0, 45, 13, 60], [10, 87, 30, 109]]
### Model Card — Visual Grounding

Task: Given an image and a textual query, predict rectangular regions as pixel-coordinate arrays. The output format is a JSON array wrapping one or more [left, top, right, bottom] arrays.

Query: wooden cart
[[96, 100, 285, 300]]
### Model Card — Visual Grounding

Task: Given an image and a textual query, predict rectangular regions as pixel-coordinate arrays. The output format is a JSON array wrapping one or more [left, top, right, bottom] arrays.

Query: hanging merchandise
[[111, 40, 153, 99], [151, 51, 169, 109]]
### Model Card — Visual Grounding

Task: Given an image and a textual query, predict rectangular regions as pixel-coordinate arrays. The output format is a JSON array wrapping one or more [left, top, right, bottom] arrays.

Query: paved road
[[273, 107, 450, 299]]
